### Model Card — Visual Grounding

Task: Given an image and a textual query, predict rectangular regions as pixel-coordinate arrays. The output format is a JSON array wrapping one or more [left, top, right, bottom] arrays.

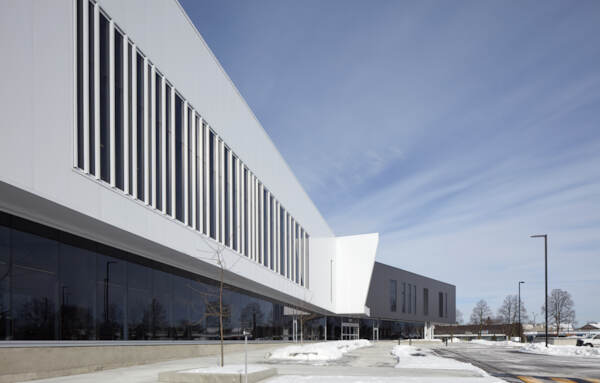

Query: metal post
[[531, 234, 548, 348], [243, 330, 248, 383], [518, 281, 524, 342], [544, 235, 548, 348]]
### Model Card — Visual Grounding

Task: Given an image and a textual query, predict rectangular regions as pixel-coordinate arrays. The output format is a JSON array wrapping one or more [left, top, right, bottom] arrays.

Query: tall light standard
[[530, 234, 548, 347], [518, 281, 525, 342]]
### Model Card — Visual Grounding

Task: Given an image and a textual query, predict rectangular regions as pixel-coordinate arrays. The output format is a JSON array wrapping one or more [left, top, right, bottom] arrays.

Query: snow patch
[[470, 339, 522, 347], [265, 376, 507, 382], [520, 343, 600, 358], [392, 345, 488, 375], [267, 340, 371, 361], [182, 364, 271, 374]]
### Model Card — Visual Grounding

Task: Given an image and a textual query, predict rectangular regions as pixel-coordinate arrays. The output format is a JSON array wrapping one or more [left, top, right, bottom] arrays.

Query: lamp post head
[[530, 234, 547, 238], [519, 281, 525, 284]]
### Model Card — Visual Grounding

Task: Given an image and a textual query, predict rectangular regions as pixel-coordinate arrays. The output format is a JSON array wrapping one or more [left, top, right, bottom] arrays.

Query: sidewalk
[[27, 341, 504, 383]]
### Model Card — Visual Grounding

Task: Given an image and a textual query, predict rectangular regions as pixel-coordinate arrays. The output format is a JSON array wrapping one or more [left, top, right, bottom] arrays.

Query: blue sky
[[180, 0, 600, 323]]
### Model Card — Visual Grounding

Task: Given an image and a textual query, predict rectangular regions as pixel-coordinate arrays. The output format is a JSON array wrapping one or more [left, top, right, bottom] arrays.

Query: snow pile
[[520, 343, 600, 358], [392, 345, 487, 375], [470, 339, 522, 347], [267, 376, 507, 383], [183, 365, 270, 374], [267, 340, 371, 361]]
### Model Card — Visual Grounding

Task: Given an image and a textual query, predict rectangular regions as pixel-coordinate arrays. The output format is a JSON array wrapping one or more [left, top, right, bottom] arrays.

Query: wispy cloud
[[183, 0, 600, 322]]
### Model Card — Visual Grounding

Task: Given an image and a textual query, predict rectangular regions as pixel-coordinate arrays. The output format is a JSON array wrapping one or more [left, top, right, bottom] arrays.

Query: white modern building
[[0, 0, 454, 348]]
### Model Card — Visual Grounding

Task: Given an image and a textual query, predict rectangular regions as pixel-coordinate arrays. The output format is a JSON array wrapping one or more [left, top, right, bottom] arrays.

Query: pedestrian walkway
[[27, 341, 502, 383]]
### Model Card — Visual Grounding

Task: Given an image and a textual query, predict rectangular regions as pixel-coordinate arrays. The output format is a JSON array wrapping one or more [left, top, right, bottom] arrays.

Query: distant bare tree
[[497, 294, 528, 337], [456, 309, 464, 325], [542, 289, 575, 336], [470, 300, 492, 337]]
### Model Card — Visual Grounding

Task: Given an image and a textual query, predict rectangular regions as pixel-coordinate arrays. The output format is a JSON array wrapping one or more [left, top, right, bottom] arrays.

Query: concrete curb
[[158, 367, 277, 383]]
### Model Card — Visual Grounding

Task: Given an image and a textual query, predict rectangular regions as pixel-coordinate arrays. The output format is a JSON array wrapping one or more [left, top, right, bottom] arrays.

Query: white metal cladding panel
[[96, 0, 333, 238]]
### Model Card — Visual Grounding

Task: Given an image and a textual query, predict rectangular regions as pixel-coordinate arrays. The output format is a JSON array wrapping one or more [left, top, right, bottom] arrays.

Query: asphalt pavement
[[434, 343, 600, 383]]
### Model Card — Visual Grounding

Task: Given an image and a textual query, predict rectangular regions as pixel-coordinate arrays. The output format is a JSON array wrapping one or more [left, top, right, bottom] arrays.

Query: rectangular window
[[135, 53, 144, 200], [146, 63, 152, 204], [262, 189, 271, 266], [99, 13, 110, 182], [165, 85, 172, 216], [114, 29, 124, 191], [279, 207, 285, 276], [187, 108, 193, 225], [445, 292, 448, 318], [202, 123, 208, 234], [423, 288, 429, 316], [224, 148, 230, 246], [402, 282, 406, 313], [209, 131, 216, 239], [154, 73, 162, 210], [295, 222, 299, 283], [76, 0, 84, 169], [408, 283, 412, 313], [195, 116, 201, 230], [88, 0, 95, 175], [305, 234, 310, 288], [232, 156, 238, 251], [413, 285, 417, 315], [174, 94, 183, 222], [243, 168, 249, 256], [127, 42, 134, 192], [390, 280, 397, 312], [270, 196, 274, 270], [439, 292, 444, 318]]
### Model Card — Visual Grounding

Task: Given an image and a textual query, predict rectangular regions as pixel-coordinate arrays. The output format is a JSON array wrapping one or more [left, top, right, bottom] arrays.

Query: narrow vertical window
[[88, 1, 95, 175], [194, 116, 206, 230], [224, 148, 230, 246], [390, 280, 397, 312], [402, 282, 406, 313], [232, 157, 238, 251], [439, 292, 444, 318], [165, 84, 172, 216], [243, 168, 249, 256], [270, 196, 274, 270], [408, 283, 412, 313], [174, 94, 183, 222], [76, 0, 84, 169], [114, 30, 124, 190], [445, 292, 448, 318], [202, 123, 208, 235], [154, 73, 162, 210], [209, 131, 216, 239], [146, 63, 153, 204], [279, 207, 285, 276], [99, 13, 110, 182], [262, 189, 268, 266], [135, 53, 144, 201], [187, 109, 193, 225], [305, 234, 310, 288], [423, 288, 429, 316], [127, 42, 134, 192], [413, 285, 417, 315], [294, 222, 300, 283]]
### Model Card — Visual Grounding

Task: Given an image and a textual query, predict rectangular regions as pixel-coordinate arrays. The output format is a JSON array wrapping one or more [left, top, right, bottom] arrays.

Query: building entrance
[[341, 322, 360, 340]]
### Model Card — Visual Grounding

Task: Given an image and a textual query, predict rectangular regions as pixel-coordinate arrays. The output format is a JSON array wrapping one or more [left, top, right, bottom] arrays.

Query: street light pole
[[530, 234, 548, 347], [518, 281, 525, 342]]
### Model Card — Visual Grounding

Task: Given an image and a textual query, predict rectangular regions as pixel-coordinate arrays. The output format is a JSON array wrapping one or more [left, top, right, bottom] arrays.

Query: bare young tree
[[470, 299, 492, 337], [542, 289, 575, 336], [497, 294, 528, 337]]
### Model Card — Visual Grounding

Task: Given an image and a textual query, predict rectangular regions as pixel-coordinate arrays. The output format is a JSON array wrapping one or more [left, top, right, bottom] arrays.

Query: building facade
[[0, 0, 454, 342]]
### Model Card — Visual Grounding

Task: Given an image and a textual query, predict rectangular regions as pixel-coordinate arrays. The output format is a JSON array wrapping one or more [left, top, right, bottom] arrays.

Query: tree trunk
[[219, 266, 224, 367]]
